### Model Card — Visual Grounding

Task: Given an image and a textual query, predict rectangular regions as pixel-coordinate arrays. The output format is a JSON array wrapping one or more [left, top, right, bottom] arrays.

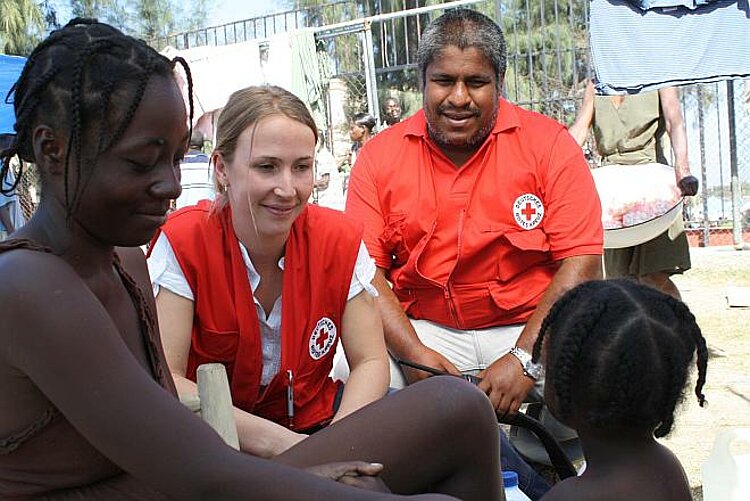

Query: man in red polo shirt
[[346, 9, 603, 418]]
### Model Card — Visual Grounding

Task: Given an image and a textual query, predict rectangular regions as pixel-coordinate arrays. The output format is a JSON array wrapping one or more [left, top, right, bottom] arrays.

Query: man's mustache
[[437, 105, 481, 117]]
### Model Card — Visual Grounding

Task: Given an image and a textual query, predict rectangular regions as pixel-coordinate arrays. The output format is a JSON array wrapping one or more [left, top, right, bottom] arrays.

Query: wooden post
[[196, 363, 240, 450]]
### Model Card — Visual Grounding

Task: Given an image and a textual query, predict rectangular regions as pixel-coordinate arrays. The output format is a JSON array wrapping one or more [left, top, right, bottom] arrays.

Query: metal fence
[[10, 161, 39, 223], [679, 79, 750, 247]]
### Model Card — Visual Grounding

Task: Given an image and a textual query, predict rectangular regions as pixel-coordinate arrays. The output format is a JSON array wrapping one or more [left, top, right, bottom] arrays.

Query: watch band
[[509, 346, 543, 381]]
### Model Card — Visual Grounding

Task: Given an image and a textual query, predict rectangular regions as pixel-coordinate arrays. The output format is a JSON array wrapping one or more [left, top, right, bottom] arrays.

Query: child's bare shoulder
[[540, 476, 591, 500]]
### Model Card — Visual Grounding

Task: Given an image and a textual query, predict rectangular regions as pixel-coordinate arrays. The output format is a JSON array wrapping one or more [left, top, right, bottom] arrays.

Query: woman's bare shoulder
[[0, 246, 85, 299], [0, 247, 110, 363]]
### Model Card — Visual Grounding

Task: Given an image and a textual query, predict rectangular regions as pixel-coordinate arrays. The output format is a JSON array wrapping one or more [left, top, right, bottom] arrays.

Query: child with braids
[[532, 279, 707, 501], [0, 19, 501, 499]]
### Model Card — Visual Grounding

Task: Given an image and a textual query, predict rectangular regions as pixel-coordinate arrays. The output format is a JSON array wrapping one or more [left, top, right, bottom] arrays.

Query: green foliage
[[64, 0, 214, 48], [0, 0, 46, 55], [183, 0, 210, 32], [69, 0, 128, 28], [132, 0, 176, 42], [498, 0, 588, 122]]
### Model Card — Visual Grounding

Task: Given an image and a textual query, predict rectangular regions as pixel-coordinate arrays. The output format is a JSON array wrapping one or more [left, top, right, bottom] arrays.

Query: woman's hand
[[304, 461, 391, 492]]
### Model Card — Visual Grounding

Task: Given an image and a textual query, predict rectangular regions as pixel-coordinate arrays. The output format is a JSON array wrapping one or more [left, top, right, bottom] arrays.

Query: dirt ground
[[659, 246, 750, 500]]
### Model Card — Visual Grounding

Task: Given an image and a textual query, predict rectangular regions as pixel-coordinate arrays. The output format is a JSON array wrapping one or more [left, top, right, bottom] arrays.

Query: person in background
[[349, 112, 377, 167], [382, 97, 403, 129], [0, 19, 502, 500], [568, 82, 699, 299], [313, 132, 345, 211], [0, 134, 23, 240], [533, 279, 707, 501], [345, 9, 603, 499], [174, 129, 213, 209]]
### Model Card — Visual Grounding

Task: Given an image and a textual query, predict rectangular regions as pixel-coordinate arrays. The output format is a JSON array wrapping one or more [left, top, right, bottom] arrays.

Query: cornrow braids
[[0, 18, 194, 216], [640, 286, 709, 406], [542, 285, 609, 422], [538, 279, 708, 438]]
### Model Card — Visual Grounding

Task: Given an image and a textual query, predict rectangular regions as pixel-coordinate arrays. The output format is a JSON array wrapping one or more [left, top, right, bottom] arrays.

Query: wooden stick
[[196, 363, 240, 450]]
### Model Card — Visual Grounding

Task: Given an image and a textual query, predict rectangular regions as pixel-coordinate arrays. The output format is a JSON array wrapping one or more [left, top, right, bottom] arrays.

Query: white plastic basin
[[591, 163, 683, 249]]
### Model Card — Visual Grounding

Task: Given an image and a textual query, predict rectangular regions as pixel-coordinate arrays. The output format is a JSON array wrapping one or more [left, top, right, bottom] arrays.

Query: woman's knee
[[418, 376, 497, 432]]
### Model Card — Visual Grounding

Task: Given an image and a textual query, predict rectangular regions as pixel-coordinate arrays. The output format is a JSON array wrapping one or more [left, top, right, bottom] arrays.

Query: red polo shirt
[[346, 98, 603, 329]]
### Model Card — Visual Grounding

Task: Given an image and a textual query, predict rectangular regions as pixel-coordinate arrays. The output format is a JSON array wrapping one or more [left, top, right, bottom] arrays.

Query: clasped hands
[[305, 461, 390, 492]]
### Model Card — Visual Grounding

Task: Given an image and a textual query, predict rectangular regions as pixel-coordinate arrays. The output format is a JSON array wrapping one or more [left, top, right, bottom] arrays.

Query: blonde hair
[[212, 85, 318, 208]]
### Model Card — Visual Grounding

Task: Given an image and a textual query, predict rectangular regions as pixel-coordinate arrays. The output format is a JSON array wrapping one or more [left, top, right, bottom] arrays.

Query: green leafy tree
[[182, 0, 211, 32], [497, 0, 588, 122], [0, 0, 45, 55], [133, 0, 176, 45], [69, 0, 128, 29]]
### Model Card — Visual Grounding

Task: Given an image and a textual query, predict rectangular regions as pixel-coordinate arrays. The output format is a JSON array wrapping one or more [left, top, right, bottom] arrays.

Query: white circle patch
[[309, 317, 337, 360], [512, 193, 544, 230]]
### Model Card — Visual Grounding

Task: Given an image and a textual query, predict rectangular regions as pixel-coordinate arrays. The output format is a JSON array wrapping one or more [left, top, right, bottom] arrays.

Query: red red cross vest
[[151, 201, 362, 430]]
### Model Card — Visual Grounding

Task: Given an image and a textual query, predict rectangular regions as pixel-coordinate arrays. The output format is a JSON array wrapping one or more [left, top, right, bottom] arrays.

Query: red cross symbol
[[316, 328, 329, 351], [521, 202, 537, 221]]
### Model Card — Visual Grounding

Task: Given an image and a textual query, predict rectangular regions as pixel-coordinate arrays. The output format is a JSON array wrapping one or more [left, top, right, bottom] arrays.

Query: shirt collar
[[238, 242, 285, 293]]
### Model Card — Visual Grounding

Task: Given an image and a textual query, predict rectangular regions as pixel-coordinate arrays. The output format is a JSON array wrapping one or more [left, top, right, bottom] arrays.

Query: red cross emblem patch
[[512, 193, 544, 230], [309, 317, 337, 360]]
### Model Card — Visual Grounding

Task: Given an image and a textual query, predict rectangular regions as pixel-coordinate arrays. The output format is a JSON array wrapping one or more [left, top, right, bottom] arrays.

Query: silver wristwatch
[[509, 346, 544, 381]]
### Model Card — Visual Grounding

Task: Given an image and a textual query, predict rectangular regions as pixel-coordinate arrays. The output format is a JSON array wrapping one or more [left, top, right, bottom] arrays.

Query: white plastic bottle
[[502, 471, 531, 501], [703, 428, 750, 501]]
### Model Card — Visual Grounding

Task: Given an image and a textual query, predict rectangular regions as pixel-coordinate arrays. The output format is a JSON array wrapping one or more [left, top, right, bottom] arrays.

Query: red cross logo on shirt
[[315, 327, 329, 351], [309, 317, 337, 360], [512, 193, 545, 230], [521, 202, 537, 221]]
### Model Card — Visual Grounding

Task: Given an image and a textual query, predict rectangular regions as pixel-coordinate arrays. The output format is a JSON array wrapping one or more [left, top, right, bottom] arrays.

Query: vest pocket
[[196, 327, 240, 362]]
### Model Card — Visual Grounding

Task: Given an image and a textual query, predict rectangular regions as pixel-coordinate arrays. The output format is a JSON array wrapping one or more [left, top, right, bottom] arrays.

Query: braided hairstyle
[[533, 279, 707, 438], [0, 18, 193, 216]]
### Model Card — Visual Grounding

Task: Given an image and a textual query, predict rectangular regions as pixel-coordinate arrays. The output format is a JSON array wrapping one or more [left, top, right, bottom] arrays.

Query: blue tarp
[[0, 55, 26, 134]]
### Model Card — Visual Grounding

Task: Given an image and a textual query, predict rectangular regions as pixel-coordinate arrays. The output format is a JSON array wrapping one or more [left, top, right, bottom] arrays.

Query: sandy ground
[[659, 247, 750, 500]]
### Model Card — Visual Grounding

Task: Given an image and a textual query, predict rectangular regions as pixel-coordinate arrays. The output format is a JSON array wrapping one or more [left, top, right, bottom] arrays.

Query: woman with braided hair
[[0, 19, 500, 500], [532, 279, 707, 501]]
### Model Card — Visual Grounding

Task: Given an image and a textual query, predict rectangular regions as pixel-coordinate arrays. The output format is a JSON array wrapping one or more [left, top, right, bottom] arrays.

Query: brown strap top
[[0, 238, 170, 454]]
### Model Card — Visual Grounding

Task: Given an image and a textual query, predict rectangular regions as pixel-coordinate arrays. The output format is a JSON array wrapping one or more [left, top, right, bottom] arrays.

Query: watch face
[[527, 364, 543, 380]]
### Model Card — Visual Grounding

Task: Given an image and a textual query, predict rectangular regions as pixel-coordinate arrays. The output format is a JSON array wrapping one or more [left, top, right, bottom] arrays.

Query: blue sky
[[206, 0, 288, 26]]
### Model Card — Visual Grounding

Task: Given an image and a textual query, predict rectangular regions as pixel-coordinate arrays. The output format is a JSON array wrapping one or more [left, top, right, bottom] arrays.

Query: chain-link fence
[[7, 161, 39, 224], [678, 79, 750, 247], [17, 164, 39, 221]]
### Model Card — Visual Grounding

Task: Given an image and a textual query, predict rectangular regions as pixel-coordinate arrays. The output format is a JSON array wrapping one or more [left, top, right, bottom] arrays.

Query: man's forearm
[[371, 268, 423, 360], [515, 254, 603, 352]]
